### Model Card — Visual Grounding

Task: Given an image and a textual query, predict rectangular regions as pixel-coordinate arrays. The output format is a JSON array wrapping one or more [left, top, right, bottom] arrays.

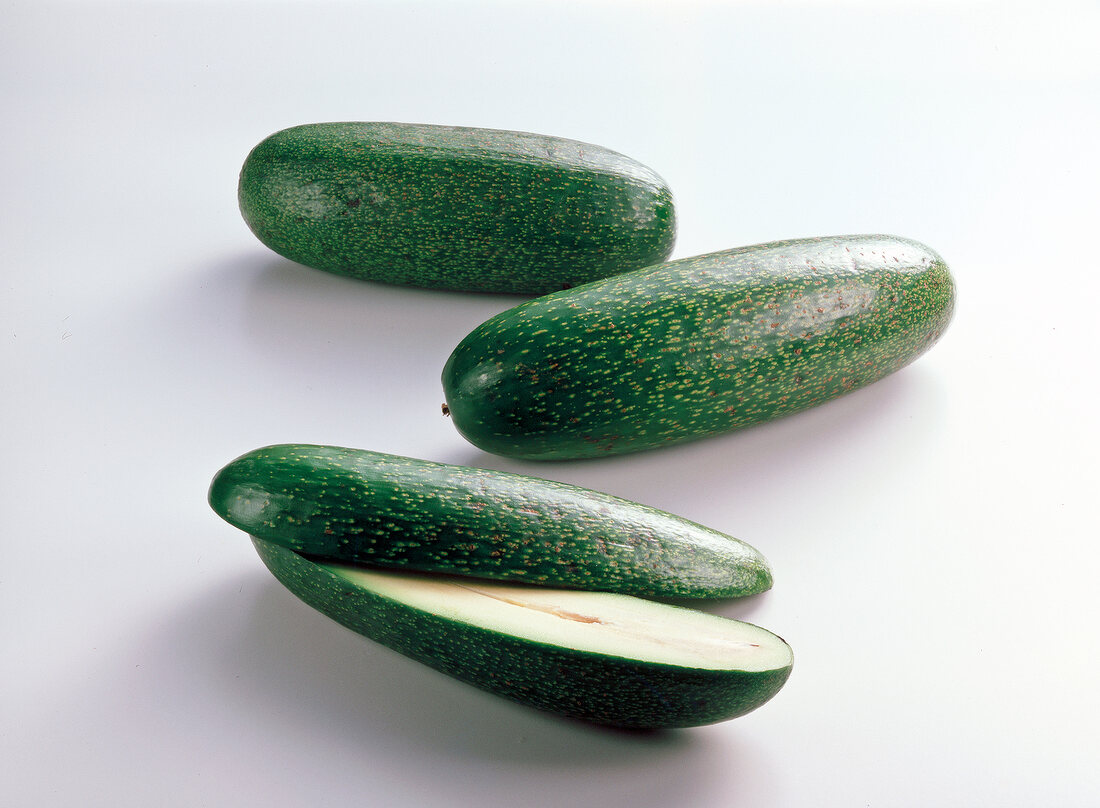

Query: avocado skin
[[442, 234, 956, 459], [209, 444, 772, 600], [238, 122, 676, 294], [253, 539, 792, 729]]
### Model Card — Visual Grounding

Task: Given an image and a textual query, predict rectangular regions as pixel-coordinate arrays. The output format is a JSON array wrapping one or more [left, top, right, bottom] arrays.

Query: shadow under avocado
[[240, 254, 527, 374], [203, 573, 699, 763]]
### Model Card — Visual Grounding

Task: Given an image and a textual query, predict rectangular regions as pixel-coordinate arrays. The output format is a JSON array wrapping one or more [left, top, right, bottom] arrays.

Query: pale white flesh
[[324, 563, 792, 672]]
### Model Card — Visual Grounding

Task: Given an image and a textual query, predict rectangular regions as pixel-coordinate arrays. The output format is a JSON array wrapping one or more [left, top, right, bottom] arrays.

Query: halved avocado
[[209, 444, 773, 600], [254, 538, 793, 729]]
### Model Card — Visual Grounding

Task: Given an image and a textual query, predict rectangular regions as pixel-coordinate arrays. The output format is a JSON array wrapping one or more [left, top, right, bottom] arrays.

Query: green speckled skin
[[209, 444, 772, 599], [443, 234, 956, 460], [238, 122, 676, 294], [253, 539, 792, 729]]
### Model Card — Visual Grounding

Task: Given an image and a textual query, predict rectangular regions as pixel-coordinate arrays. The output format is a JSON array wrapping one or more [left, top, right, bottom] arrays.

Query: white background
[[4, 1, 1098, 805]]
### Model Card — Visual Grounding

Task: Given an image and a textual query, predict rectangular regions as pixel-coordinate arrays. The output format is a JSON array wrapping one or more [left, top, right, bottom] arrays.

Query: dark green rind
[[238, 122, 676, 294], [252, 539, 792, 729], [209, 444, 772, 600], [442, 234, 956, 459]]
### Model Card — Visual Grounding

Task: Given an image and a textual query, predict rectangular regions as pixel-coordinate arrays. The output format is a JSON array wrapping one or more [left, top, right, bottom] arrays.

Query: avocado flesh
[[324, 562, 792, 673]]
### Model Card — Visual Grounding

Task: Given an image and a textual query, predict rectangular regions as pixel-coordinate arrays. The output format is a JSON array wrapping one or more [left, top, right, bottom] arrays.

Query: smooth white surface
[[3, 1, 1098, 806]]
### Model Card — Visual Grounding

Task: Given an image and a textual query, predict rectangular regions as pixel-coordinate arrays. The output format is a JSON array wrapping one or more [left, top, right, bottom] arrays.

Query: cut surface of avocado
[[324, 563, 792, 672]]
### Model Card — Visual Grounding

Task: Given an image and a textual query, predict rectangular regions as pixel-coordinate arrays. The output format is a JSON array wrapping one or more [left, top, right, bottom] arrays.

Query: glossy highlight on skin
[[442, 234, 956, 459], [238, 122, 676, 293]]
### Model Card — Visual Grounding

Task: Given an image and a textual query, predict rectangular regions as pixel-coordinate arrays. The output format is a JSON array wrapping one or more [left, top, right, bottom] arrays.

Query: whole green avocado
[[442, 234, 956, 459], [238, 122, 676, 294]]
